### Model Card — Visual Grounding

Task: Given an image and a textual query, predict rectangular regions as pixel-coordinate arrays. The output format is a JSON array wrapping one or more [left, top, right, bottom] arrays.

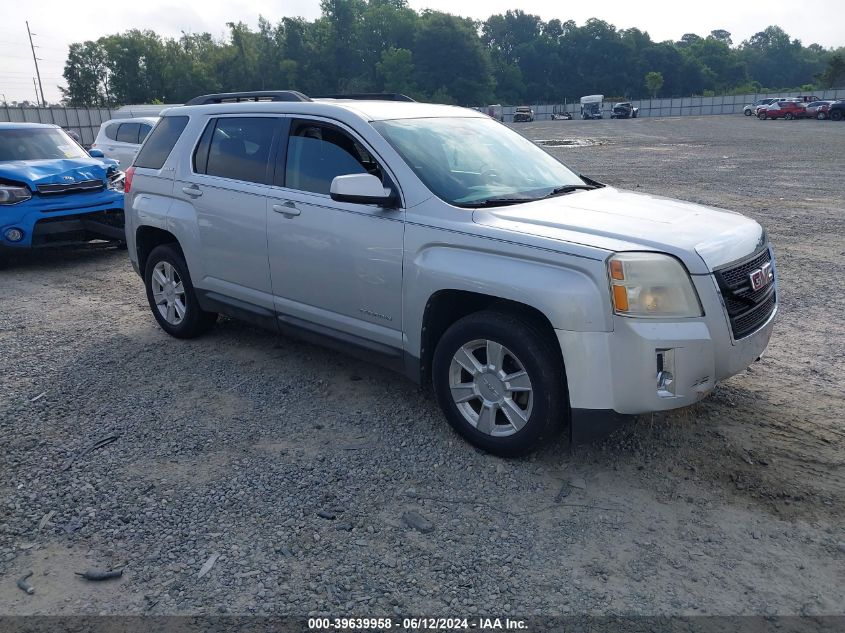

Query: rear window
[[134, 116, 189, 170], [139, 124, 152, 143], [117, 122, 140, 144]]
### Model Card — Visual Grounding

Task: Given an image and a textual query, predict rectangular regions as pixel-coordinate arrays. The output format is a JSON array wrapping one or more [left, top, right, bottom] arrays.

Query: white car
[[92, 117, 159, 169]]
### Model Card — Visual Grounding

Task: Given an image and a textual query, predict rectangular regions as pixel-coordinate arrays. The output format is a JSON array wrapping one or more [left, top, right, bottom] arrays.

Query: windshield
[[372, 117, 585, 206], [0, 127, 89, 162]]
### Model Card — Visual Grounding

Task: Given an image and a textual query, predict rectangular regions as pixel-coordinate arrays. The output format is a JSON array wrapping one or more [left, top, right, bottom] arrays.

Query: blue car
[[0, 122, 125, 253]]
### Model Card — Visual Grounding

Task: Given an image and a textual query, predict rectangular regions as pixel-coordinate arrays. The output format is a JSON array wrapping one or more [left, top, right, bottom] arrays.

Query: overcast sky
[[2, 0, 842, 104]]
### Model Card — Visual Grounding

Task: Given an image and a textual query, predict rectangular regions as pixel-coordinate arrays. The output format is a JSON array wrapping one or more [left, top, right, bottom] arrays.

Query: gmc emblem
[[749, 262, 774, 291]]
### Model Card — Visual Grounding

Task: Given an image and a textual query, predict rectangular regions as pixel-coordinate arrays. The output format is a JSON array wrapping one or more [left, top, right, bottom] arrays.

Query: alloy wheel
[[448, 339, 534, 437], [151, 261, 187, 326]]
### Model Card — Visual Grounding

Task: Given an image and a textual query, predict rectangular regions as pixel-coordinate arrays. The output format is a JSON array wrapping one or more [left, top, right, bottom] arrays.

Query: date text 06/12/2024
[[307, 617, 528, 630]]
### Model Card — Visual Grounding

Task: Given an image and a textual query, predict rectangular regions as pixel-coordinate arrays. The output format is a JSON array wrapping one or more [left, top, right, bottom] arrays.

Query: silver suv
[[124, 91, 777, 456]]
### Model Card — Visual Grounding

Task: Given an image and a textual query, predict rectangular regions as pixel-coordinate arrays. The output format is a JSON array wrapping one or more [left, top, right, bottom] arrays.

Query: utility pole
[[33, 78, 40, 105], [26, 21, 46, 107]]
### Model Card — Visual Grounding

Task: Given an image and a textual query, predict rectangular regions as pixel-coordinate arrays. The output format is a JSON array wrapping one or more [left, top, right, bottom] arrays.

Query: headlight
[[608, 252, 703, 318], [0, 184, 32, 205], [107, 170, 125, 192]]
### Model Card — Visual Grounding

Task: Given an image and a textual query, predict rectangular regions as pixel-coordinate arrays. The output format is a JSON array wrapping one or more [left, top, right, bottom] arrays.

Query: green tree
[[61, 41, 108, 106], [376, 47, 416, 95], [645, 71, 664, 97], [817, 53, 845, 88], [412, 12, 493, 104], [59, 13, 839, 107]]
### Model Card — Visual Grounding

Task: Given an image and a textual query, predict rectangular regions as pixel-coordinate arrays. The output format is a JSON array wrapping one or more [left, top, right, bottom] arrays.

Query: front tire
[[831, 110, 843, 122], [758, 112, 767, 120], [432, 310, 567, 457], [144, 244, 217, 338], [784, 112, 793, 120]]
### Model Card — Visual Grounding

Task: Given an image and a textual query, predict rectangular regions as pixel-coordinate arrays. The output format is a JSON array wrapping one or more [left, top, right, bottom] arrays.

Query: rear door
[[176, 115, 282, 310], [266, 117, 405, 352]]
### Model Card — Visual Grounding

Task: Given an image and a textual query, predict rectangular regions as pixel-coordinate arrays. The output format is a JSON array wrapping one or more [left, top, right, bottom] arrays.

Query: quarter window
[[284, 120, 384, 195], [134, 116, 189, 170], [104, 123, 120, 141], [139, 124, 152, 143], [204, 117, 277, 185]]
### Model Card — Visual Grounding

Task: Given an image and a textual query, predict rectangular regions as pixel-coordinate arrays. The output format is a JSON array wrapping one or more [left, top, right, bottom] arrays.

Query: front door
[[267, 117, 404, 352]]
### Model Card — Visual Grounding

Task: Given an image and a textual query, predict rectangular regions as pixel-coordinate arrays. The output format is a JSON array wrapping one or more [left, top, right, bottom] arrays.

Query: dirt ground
[[0, 115, 843, 619]]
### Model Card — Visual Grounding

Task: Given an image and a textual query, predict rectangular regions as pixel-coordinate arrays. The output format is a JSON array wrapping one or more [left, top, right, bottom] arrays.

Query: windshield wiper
[[458, 184, 599, 208], [544, 184, 597, 198], [457, 198, 535, 208]]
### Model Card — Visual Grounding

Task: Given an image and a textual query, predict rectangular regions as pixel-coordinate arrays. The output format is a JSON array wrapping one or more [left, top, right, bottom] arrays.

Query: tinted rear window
[[134, 116, 189, 170], [139, 124, 152, 142], [203, 117, 277, 184], [117, 122, 140, 144]]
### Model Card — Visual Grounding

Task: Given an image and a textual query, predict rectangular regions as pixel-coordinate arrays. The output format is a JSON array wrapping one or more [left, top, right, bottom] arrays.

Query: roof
[[114, 104, 180, 118], [101, 116, 160, 126], [161, 99, 486, 123], [0, 122, 59, 130]]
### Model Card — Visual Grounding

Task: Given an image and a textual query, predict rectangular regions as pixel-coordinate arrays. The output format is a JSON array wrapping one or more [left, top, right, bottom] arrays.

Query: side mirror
[[88, 149, 105, 158], [330, 174, 396, 207]]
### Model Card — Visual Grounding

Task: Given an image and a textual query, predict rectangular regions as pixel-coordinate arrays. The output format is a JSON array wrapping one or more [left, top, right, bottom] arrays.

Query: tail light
[[124, 166, 135, 193]]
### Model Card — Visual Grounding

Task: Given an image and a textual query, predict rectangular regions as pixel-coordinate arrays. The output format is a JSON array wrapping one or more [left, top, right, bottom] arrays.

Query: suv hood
[[0, 158, 118, 191], [472, 187, 765, 274]]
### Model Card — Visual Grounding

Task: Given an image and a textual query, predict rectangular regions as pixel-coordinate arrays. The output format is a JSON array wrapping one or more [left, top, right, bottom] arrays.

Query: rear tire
[[744, 109, 752, 116], [144, 244, 217, 339], [432, 310, 567, 457], [831, 110, 843, 122], [784, 112, 793, 120]]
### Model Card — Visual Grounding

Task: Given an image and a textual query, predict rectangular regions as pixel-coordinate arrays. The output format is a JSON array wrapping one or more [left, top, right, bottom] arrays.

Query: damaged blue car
[[0, 122, 125, 253]]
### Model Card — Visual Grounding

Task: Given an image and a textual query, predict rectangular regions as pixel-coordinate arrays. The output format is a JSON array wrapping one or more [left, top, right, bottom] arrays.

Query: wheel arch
[[418, 289, 565, 387], [136, 225, 183, 275]]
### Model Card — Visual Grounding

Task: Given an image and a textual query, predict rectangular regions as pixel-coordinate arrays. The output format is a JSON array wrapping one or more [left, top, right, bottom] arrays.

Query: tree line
[[60, 0, 845, 107]]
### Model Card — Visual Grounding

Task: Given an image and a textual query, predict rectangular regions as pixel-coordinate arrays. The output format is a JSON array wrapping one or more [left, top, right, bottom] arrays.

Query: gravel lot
[[1, 115, 843, 618]]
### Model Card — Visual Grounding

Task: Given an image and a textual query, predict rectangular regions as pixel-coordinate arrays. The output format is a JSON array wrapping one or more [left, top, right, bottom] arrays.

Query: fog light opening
[[656, 349, 676, 397], [3, 228, 24, 243]]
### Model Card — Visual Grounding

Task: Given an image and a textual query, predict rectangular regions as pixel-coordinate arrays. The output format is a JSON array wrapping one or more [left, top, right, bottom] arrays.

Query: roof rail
[[185, 91, 312, 105], [313, 93, 416, 102]]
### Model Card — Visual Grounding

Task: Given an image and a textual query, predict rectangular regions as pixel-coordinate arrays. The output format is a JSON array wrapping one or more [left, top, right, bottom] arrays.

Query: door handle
[[182, 185, 203, 198], [272, 201, 301, 217]]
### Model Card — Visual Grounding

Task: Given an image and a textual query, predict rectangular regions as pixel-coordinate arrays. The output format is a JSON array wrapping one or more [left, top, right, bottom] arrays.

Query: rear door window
[[284, 119, 383, 195], [117, 123, 141, 144], [135, 116, 189, 170], [200, 117, 278, 185]]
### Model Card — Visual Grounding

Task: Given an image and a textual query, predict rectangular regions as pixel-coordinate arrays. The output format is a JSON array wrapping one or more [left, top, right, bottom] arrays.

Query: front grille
[[714, 247, 777, 339], [37, 179, 105, 195]]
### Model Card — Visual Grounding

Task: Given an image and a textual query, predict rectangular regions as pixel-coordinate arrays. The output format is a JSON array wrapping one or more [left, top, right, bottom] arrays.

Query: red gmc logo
[[749, 262, 774, 291]]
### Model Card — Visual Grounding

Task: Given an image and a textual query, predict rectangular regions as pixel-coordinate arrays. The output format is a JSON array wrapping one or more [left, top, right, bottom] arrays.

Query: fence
[[499, 88, 845, 121], [0, 106, 114, 146]]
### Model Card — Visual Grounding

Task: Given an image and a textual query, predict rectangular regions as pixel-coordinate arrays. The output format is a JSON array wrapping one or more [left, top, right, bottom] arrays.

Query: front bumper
[[0, 189, 124, 249], [557, 274, 776, 415]]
